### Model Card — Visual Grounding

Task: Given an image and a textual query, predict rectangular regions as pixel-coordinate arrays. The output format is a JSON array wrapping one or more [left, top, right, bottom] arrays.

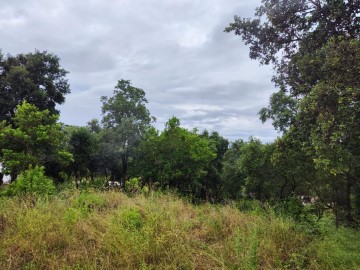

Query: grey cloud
[[1, 0, 278, 142]]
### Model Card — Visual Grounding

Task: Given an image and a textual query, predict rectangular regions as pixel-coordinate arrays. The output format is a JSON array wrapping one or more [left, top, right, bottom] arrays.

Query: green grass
[[0, 189, 359, 269]]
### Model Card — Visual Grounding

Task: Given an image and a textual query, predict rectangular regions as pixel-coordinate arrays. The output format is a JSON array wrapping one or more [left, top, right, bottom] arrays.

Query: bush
[[274, 196, 305, 222], [6, 166, 55, 196], [125, 177, 140, 194]]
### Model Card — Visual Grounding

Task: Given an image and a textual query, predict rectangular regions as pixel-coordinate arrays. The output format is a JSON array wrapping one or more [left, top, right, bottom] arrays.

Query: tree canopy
[[226, 0, 360, 132], [226, 0, 360, 224], [135, 117, 216, 195], [0, 50, 70, 123], [100, 79, 154, 181]]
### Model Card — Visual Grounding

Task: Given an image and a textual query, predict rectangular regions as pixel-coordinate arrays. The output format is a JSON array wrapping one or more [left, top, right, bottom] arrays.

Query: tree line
[[1, 0, 359, 226]]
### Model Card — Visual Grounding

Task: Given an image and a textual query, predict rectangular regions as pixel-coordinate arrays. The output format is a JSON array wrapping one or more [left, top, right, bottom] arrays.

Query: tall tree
[[0, 50, 70, 123], [101, 79, 154, 181], [226, 0, 360, 224], [296, 37, 360, 224], [226, 0, 360, 132]]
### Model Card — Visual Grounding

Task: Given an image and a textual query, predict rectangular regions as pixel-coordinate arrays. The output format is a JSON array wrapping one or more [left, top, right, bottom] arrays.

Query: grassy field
[[0, 189, 359, 270]]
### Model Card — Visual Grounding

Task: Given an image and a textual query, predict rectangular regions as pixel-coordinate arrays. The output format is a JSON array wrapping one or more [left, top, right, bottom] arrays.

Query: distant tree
[[227, 138, 282, 201], [68, 127, 96, 181], [135, 117, 216, 195], [199, 131, 229, 201], [100, 79, 154, 181], [237, 138, 274, 201], [222, 139, 246, 199], [0, 101, 72, 182], [0, 50, 70, 123], [222, 136, 312, 201], [87, 119, 102, 134]]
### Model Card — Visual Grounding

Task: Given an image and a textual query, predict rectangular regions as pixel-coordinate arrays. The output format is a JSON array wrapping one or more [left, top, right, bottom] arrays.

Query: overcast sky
[[0, 0, 279, 142]]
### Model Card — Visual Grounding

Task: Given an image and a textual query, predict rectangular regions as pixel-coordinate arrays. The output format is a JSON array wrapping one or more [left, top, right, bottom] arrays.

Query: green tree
[[135, 117, 216, 196], [100, 79, 154, 181], [199, 131, 229, 201], [87, 119, 102, 134], [227, 1, 360, 224], [237, 138, 275, 201], [271, 134, 316, 199], [296, 38, 360, 224], [68, 127, 97, 181], [222, 139, 246, 199], [226, 0, 360, 132], [0, 50, 70, 123], [222, 136, 312, 202], [0, 101, 72, 182]]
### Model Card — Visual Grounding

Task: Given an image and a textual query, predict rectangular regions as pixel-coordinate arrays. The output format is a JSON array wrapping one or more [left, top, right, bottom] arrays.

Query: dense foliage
[[0, 1, 359, 231], [4, 166, 55, 196], [0, 2, 359, 268], [226, 0, 360, 225], [0, 50, 70, 123], [134, 117, 216, 197], [0, 101, 72, 182], [100, 79, 154, 182]]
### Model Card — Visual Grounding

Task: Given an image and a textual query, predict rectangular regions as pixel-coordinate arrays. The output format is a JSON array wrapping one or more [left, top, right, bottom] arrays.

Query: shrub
[[274, 196, 305, 221], [6, 166, 55, 196], [125, 177, 140, 194]]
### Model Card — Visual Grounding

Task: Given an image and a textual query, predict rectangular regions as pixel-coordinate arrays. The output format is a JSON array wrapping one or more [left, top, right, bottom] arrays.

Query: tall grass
[[0, 189, 359, 269]]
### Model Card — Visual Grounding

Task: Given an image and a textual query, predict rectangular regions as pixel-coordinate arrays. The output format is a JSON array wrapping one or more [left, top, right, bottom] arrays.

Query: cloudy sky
[[0, 0, 279, 142]]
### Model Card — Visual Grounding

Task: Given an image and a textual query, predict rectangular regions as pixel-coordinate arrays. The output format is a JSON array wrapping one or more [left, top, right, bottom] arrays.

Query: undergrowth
[[0, 189, 359, 269]]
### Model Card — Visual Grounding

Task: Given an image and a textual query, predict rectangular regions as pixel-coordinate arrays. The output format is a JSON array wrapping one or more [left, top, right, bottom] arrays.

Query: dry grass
[[0, 189, 359, 269]]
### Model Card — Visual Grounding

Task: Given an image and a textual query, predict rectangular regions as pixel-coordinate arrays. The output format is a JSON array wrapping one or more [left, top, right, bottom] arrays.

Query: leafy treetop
[[0, 50, 70, 123]]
